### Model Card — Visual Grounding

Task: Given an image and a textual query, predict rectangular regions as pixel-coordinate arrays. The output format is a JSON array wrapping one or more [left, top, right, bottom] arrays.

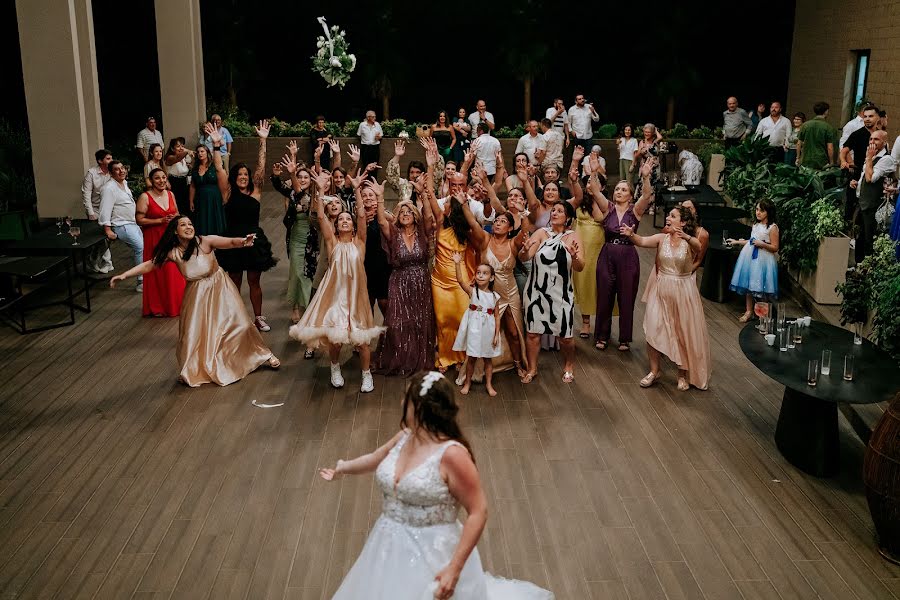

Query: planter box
[[789, 235, 850, 305]]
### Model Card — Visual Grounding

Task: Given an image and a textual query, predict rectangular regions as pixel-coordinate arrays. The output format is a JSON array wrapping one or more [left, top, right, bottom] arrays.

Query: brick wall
[[787, 0, 900, 129]]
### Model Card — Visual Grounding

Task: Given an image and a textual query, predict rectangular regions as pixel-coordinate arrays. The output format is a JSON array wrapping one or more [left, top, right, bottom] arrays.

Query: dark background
[[2, 0, 796, 143]]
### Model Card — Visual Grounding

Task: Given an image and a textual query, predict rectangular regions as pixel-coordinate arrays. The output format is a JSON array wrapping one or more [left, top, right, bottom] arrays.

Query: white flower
[[348, 54, 357, 71], [398, 131, 410, 140], [317, 40, 323, 48], [340, 30, 346, 37], [329, 56, 342, 68]]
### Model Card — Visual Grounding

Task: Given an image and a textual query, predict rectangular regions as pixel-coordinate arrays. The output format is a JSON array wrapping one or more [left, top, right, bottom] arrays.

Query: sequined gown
[[168, 246, 273, 387], [643, 236, 711, 390], [375, 222, 435, 376], [331, 431, 554, 600], [486, 240, 527, 371], [289, 240, 385, 348]]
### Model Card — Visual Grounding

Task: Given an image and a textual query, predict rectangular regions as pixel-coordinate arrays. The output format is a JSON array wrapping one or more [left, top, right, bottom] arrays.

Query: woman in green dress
[[189, 145, 226, 235], [279, 155, 315, 324]]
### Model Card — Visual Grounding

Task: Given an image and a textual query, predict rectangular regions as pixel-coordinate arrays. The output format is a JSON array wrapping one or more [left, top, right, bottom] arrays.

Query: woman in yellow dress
[[109, 215, 280, 387], [569, 150, 606, 338], [289, 171, 385, 393]]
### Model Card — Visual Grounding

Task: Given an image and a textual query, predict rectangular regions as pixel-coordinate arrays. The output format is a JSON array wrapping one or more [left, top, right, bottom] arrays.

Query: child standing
[[728, 199, 780, 322], [452, 253, 501, 396]]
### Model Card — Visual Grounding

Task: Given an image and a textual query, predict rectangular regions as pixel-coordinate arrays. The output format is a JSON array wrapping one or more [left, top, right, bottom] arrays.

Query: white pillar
[[16, 0, 103, 218], [155, 0, 206, 146]]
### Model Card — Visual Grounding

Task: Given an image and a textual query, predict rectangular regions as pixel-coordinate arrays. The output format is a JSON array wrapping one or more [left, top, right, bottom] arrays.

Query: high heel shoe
[[640, 371, 661, 388]]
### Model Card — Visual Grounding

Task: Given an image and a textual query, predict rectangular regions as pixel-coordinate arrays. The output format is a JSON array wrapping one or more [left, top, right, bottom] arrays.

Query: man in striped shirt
[[135, 117, 163, 164], [545, 97, 569, 142]]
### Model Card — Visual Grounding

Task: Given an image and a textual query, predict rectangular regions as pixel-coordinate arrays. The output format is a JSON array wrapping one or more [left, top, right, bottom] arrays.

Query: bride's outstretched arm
[[434, 446, 488, 598], [319, 430, 404, 480]]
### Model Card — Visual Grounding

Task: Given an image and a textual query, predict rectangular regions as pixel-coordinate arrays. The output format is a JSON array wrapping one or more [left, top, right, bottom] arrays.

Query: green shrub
[[696, 142, 725, 171], [596, 123, 617, 138], [664, 123, 690, 138]]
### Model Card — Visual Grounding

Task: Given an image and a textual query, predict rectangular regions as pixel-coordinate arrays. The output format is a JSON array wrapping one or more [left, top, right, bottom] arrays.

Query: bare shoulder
[[442, 443, 475, 472]]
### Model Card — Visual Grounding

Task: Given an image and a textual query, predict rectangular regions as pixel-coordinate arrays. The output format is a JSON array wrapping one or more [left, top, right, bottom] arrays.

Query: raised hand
[[572, 145, 585, 164], [328, 139, 340, 155], [640, 157, 657, 178], [280, 154, 297, 174], [566, 239, 581, 257], [314, 145, 323, 162], [364, 162, 381, 174], [425, 145, 437, 167], [254, 119, 270, 139], [589, 153, 600, 175], [349, 168, 366, 189], [394, 139, 407, 157], [363, 178, 385, 197], [287, 139, 298, 156], [314, 170, 331, 192], [203, 122, 223, 146], [272, 162, 283, 176], [347, 144, 361, 163], [411, 174, 426, 194]]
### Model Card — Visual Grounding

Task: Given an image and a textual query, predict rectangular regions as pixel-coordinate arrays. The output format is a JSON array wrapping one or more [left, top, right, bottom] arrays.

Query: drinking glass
[[779, 329, 788, 352], [821, 349, 831, 376], [853, 323, 863, 345], [807, 360, 819, 387], [56, 217, 64, 235], [843, 355, 854, 381], [69, 226, 80, 246], [793, 323, 803, 345], [787, 323, 796, 349], [722, 229, 729, 248]]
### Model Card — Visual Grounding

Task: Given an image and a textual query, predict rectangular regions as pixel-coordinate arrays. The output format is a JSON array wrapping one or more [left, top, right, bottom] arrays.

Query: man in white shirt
[[356, 110, 383, 172], [199, 114, 234, 171], [545, 98, 569, 139], [515, 120, 547, 166], [539, 118, 564, 170], [437, 173, 495, 226], [471, 123, 501, 179], [754, 101, 792, 161], [81, 148, 114, 273], [467, 99, 495, 135], [850, 130, 896, 261], [567, 93, 599, 154], [99, 161, 144, 292], [839, 104, 868, 148], [135, 117, 163, 165]]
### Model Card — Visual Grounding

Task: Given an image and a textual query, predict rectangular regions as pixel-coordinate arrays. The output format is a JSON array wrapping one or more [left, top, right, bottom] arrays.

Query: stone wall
[[787, 0, 900, 127], [231, 137, 716, 200]]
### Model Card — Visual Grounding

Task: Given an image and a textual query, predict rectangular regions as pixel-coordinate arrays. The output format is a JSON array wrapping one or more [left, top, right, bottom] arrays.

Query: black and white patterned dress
[[524, 228, 575, 339]]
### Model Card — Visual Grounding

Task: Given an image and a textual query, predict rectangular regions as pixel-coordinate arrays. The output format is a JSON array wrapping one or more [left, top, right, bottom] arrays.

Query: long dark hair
[[671, 205, 697, 237], [152, 215, 199, 265], [756, 199, 777, 226], [400, 372, 475, 464], [443, 198, 470, 244], [228, 162, 254, 195]]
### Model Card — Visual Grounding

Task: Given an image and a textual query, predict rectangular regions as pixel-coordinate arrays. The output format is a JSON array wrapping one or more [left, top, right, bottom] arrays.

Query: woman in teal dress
[[189, 145, 226, 235], [278, 156, 315, 324]]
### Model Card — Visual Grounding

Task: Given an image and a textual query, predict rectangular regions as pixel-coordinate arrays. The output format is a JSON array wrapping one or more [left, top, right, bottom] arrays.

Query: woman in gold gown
[[289, 172, 385, 393], [620, 205, 711, 391], [110, 215, 280, 387]]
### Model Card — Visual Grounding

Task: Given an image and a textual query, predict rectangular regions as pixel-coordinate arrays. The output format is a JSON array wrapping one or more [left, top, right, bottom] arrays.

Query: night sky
[[3, 1, 796, 143]]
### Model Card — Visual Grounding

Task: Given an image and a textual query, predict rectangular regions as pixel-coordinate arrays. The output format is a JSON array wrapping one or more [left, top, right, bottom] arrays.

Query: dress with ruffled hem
[[289, 240, 385, 348]]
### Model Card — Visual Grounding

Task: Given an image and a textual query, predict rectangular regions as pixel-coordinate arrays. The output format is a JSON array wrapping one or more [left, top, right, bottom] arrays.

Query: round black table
[[739, 320, 898, 476], [699, 223, 750, 302]]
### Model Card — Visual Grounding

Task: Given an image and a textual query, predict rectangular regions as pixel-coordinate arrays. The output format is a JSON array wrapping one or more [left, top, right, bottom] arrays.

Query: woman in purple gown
[[586, 159, 655, 351], [373, 146, 438, 376]]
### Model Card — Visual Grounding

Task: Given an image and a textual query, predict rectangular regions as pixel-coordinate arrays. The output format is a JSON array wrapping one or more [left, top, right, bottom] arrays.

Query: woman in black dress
[[208, 120, 278, 332]]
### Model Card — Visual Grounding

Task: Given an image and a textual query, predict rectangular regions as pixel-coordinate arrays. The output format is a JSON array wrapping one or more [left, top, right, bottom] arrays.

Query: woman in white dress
[[319, 371, 554, 600]]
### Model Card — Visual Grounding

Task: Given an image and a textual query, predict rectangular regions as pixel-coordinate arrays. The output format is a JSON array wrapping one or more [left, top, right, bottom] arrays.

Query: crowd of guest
[[80, 92, 899, 391]]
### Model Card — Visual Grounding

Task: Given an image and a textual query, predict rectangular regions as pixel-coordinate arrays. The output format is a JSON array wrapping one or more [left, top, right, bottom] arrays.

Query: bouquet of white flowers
[[311, 17, 356, 89]]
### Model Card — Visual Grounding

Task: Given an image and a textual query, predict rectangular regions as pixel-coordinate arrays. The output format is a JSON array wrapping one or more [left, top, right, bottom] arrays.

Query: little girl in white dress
[[452, 254, 501, 396]]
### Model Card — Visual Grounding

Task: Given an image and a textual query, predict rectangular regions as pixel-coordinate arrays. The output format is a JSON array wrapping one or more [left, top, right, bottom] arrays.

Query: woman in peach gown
[[289, 172, 385, 393], [110, 215, 280, 387], [620, 205, 710, 391]]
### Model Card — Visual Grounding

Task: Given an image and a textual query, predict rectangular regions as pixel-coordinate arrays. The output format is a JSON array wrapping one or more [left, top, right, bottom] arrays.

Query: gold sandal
[[520, 371, 538, 384], [640, 371, 661, 388], [268, 356, 281, 369]]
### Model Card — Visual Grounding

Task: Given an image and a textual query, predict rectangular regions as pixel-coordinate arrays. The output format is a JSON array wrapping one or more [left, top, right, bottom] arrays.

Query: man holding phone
[[568, 94, 599, 155]]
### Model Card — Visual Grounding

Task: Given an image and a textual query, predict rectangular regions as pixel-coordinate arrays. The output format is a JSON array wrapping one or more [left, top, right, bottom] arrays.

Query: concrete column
[[155, 0, 206, 146], [16, 0, 104, 218]]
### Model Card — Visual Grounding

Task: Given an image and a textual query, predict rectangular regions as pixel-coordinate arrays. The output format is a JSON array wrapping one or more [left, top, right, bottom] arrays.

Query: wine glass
[[884, 176, 897, 200], [69, 226, 81, 246], [56, 217, 64, 235]]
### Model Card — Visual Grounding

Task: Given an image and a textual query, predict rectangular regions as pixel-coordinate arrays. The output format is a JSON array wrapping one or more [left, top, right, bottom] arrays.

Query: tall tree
[[500, 0, 552, 123]]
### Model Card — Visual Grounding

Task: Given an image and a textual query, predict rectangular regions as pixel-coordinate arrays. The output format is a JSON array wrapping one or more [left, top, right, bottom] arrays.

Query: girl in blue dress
[[728, 199, 780, 322]]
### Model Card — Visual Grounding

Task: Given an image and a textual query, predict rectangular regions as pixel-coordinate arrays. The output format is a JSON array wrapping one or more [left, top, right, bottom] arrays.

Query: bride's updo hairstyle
[[401, 371, 475, 464]]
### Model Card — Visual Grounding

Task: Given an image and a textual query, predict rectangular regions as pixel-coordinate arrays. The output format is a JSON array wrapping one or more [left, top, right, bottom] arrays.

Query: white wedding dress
[[332, 431, 554, 599]]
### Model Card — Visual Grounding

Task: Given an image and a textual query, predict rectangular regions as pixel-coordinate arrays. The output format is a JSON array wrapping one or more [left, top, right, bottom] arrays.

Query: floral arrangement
[[311, 17, 356, 89]]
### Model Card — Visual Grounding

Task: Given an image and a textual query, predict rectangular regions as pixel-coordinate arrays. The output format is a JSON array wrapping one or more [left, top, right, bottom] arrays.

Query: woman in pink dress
[[136, 168, 185, 316]]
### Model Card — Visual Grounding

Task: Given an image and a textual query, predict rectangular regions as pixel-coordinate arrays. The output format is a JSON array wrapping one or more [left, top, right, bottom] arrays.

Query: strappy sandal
[[562, 371, 575, 383], [677, 377, 690, 391], [640, 371, 661, 388], [738, 311, 753, 323], [514, 360, 527, 379], [303, 348, 314, 360], [595, 340, 607, 350], [618, 342, 630, 352], [520, 371, 538, 384], [268, 356, 281, 369], [580, 322, 591, 338]]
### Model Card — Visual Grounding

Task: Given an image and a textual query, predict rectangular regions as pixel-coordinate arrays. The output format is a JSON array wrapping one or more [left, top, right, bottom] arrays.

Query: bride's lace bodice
[[375, 432, 462, 527]]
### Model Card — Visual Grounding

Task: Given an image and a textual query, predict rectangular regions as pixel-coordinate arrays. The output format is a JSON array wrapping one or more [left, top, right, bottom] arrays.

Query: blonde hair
[[395, 200, 421, 224]]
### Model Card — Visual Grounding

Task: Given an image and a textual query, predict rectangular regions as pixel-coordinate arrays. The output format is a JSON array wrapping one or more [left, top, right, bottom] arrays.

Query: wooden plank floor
[[1, 193, 897, 600]]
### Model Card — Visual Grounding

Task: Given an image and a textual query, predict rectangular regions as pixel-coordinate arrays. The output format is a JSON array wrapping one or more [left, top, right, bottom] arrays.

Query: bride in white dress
[[319, 371, 554, 600]]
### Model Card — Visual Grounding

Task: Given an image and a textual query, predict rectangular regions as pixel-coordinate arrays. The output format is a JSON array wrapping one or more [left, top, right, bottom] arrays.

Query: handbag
[[875, 195, 895, 233]]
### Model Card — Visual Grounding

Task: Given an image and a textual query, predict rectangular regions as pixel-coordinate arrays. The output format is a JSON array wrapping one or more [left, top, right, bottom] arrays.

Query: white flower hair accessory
[[419, 371, 445, 397]]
